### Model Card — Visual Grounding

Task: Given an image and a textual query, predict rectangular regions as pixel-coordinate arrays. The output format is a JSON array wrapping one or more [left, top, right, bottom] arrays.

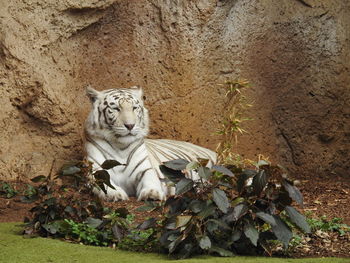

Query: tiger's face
[[86, 86, 149, 144]]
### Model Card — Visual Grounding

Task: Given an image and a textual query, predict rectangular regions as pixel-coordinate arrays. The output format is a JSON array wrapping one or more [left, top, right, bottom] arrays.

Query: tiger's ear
[[86, 85, 101, 103], [129, 86, 143, 101]]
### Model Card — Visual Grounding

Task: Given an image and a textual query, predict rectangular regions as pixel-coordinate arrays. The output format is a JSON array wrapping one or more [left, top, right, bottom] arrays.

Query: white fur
[[84, 86, 217, 201]]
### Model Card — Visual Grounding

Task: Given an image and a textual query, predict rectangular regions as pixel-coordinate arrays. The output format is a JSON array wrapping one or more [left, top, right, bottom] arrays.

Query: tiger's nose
[[124, 124, 135, 130]]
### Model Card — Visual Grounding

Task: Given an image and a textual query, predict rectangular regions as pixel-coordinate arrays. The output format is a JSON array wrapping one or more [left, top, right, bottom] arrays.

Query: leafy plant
[[64, 219, 110, 246], [23, 158, 162, 253], [0, 182, 18, 198], [157, 158, 310, 258], [118, 228, 158, 252], [21, 184, 38, 203], [307, 215, 350, 236], [23, 156, 311, 259], [23, 159, 123, 238], [216, 79, 253, 164]]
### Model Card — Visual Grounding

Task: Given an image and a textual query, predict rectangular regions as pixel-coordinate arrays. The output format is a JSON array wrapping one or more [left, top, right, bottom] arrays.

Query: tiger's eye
[[133, 106, 137, 110], [115, 107, 121, 112]]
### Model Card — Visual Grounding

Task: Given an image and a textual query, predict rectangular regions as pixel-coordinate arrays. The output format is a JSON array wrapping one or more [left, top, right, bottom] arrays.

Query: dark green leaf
[[49, 210, 56, 219], [212, 165, 234, 177], [265, 184, 277, 200], [242, 169, 258, 177], [244, 222, 259, 246], [94, 170, 116, 190], [271, 215, 293, 248], [85, 217, 103, 228], [56, 220, 71, 234], [64, 206, 76, 216], [232, 203, 248, 221], [159, 165, 185, 183], [209, 246, 234, 257], [275, 191, 293, 207], [176, 215, 192, 228], [177, 243, 195, 259], [252, 170, 267, 195], [167, 233, 179, 242], [259, 231, 277, 241], [42, 221, 64, 235], [189, 200, 206, 213], [198, 166, 212, 180], [159, 230, 179, 248], [165, 219, 177, 230], [186, 161, 199, 170], [169, 235, 183, 253], [231, 229, 242, 242], [207, 219, 231, 230], [115, 207, 129, 218], [199, 236, 212, 250], [212, 188, 229, 213], [112, 224, 123, 241], [168, 198, 186, 215], [44, 197, 56, 206], [137, 218, 156, 230], [285, 206, 311, 233], [231, 197, 245, 206], [101, 159, 123, 169], [61, 166, 81, 176], [30, 175, 47, 183], [20, 195, 38, 203], [175, 178, 194, 195], [256, 211, 276, 226], [282, 179, 303, 206], [198, 202, 216, 219], [206, 220, 219, 233], [163, 159, 189, 170], [42, 224, 57, 234]]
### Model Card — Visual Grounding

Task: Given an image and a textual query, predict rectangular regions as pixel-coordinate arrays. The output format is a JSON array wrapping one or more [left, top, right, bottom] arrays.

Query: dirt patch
[[0, 196, 32, 223], [300, 175, 350, 226], [293, 231, 350, 258], [293, 175, 350, 258]]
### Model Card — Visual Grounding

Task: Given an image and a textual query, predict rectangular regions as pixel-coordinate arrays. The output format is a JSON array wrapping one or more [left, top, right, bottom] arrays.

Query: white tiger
[[84, 86, 217, 201]]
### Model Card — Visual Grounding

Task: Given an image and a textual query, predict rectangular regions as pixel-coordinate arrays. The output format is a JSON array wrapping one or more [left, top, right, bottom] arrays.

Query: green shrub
[[0, 182, 18, 198], [117, 228, 158, 252], [64, 219, 110, 246], [23, 158, 311, 259], [156, 159, 310, 258], [307, 215, 350, 236]]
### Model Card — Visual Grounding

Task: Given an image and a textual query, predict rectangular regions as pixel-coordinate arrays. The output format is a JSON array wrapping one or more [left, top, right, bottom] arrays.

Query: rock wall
[[0, 0, 349, 180]]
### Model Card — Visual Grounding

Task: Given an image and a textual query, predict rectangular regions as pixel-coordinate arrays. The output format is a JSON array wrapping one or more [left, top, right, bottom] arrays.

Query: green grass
[[0, 223, 349, 263]]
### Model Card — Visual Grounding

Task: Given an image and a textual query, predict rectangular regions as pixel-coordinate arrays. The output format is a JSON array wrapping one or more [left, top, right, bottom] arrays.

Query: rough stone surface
[[0, 0, 349, 180]]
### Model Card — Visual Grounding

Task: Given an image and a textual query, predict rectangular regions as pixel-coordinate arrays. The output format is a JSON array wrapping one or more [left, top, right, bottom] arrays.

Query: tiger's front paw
[[106, 187, 129, 201], [137, 188, 165, 201], [94, 186, 129, 201]]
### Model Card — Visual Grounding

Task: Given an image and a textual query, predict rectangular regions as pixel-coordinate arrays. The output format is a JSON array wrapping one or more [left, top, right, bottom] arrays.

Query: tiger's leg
[[92, 184, 129, 201], [86, 141, 129, 201], [136, 169, 166, 201]]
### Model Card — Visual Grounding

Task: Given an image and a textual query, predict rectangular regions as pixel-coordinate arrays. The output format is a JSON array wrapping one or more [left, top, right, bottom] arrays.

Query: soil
[[294, 174, 350, 258], [1, 176, 350, 258]]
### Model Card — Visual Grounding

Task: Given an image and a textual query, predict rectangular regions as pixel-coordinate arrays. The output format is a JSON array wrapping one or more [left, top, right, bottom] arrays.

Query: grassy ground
[[0, 223, 349, 263]]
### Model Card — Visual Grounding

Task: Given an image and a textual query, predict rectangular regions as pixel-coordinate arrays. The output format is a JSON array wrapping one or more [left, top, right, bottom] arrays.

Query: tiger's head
[[85, 86, 149, 145]]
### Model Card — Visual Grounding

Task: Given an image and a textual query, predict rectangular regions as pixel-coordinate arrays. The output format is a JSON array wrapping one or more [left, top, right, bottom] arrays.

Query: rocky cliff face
[[0, 0, 349, 180]]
